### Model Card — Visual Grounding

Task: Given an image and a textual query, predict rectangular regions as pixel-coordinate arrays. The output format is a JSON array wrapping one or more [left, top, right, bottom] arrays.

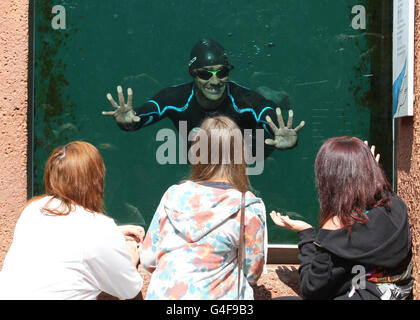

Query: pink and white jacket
[[140, 180, 266, 300]]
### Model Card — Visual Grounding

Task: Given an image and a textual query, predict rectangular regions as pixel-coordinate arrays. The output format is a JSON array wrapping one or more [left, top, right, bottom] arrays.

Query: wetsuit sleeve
[[297, 228, 347, 299], [252, 93, 291, 139], [234, 87, 289, 139], [117, 87, 179, 131], [119, 84, 193, 131]]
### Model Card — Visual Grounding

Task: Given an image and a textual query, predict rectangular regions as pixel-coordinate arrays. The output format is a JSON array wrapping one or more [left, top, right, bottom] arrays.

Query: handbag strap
[[237, 192, 245, 300]]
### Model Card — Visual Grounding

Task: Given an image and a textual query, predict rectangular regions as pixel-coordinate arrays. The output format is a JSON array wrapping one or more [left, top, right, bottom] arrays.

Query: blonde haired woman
[[141, 116, 266, 300], [0, 141, 143, 299]]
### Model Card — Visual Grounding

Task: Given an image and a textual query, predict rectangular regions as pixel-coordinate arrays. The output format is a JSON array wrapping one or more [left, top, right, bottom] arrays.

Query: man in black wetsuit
[[102, 38, 305, 158]]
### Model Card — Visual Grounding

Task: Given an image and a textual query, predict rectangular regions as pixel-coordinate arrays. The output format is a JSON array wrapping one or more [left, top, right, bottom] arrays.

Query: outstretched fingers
[[103, 86, 140, 123], [265, 115, 279, 134], [370, 145, 381, 163], [270, 211, 288, 227], [127, 88, 133, 108], [286, 109, 293, 129], [294, 120, 305, 132], [264, 138, 276, 146], [276, 108, 286, 129], [286, 109, 305, 132], [270, 211, 281, 225], [117, 85, 125, 107], [364, 140, 381, 163], [370, 144, 375, 156], [102, 110, 116, 116], [106, 93, 119, 109]]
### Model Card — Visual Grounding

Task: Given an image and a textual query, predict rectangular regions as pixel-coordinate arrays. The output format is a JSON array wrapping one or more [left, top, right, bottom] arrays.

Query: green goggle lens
[[194, 67, 230, 80]]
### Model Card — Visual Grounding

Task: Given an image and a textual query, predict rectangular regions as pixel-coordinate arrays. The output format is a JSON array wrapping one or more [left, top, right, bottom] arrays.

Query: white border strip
[[268, 244, 298, 249]]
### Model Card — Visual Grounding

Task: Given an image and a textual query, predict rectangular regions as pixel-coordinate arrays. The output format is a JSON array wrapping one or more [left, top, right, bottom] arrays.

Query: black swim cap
[[188, 38, 232, 71]]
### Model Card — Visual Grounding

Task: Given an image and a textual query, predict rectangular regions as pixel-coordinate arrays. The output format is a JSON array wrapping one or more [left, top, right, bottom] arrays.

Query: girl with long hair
[[270, 136, 413, 300], [141, 116, 266, 299]]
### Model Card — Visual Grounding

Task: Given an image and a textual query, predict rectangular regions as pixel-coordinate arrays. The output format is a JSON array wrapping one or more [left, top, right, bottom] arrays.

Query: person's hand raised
[[264, 108, 305, 149], [364, 140, 380, 163], [270, 211, 312, 233], [102, 85, 141, 127]]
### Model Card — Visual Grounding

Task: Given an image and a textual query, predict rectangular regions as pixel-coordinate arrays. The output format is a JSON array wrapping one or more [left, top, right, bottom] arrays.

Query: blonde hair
[[42, 141, 105, 215], [189, 116, 248, 193]]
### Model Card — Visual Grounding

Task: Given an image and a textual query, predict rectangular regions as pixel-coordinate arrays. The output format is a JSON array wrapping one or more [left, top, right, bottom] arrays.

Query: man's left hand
[[265, 108, 305, 149]]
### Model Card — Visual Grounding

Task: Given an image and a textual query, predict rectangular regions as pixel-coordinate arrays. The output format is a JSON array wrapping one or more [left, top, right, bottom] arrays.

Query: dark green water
[[32, 0, 393, 244]]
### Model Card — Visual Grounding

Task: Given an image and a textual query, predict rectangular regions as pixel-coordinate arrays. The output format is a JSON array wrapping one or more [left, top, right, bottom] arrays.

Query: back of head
[[188, 38, 232, 71], [315, 136, 393, 231], [189, 116, 248, 193], [43, 141, 105, 215]]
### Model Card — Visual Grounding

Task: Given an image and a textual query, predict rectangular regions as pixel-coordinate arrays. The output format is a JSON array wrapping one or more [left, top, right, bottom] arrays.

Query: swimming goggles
[[191, 66, 232, 80]]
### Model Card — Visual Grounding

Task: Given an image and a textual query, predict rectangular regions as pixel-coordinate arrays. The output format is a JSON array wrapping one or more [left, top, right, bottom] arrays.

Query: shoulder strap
[[237, 192, 246, 300]]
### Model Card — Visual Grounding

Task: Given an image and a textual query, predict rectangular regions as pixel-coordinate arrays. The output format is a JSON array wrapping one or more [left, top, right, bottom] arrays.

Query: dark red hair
[[315, 136, 393, 234]]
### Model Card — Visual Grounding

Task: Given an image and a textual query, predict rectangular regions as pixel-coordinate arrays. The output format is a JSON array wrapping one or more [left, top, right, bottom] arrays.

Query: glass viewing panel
[[31, 0, 393, 244]]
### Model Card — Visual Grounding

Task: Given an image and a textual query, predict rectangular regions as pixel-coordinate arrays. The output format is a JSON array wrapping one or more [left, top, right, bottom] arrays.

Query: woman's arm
[[85, 219, 143, 299], [297, 228, 340, 299], [270, 212, 346, 299]]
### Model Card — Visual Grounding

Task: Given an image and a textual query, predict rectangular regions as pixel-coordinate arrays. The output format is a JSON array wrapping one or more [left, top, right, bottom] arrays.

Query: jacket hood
[[162, 181, 263, 242], [315, 195, 411, 269]]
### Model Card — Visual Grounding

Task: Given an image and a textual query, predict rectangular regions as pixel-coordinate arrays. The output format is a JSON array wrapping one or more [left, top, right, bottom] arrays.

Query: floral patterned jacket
[[140, 180, 266, 300]]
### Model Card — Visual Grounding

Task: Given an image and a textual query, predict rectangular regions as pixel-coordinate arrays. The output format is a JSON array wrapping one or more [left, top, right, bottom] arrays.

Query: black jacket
[[297, 195, 412, 300]]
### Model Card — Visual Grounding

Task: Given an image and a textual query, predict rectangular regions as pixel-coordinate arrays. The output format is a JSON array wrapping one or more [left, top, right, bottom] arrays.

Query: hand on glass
[[265, 108, 305, 149], [270, 211, 312, 233], [102, 85, 141, 126], [364, 140, 380, 163]]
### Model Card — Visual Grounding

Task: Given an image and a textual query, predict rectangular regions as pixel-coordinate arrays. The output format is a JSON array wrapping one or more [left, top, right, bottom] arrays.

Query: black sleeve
[[241, 89, 291, 139], [297, 228, 348, 299], [116, 100, 166, 131], [117, 86, 182, 132], [116, 84, 193, 131]]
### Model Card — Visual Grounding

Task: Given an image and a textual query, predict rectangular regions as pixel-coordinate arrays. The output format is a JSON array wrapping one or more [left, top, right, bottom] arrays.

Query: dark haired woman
[[0, 141, 143, 299], [270, 136, 413, 300], [141, 116, 266, 299]]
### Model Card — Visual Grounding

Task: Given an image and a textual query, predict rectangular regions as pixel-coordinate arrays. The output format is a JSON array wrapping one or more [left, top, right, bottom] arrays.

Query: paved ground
[[252, 264, 300, 299], [98, 264, 301, 300]]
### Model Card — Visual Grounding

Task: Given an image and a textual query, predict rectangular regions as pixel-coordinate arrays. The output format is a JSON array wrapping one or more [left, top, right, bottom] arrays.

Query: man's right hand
[[102, 85, 141, 126]]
